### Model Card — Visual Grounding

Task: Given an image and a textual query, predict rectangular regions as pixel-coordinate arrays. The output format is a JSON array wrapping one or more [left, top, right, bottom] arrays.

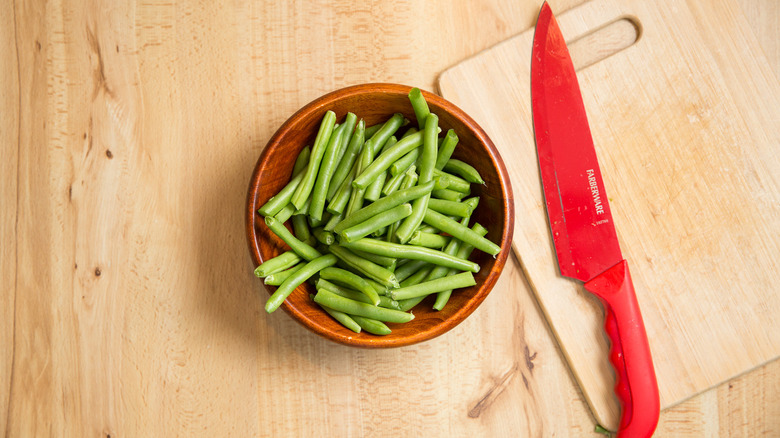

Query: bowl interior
[[247, 83, 513, 347]]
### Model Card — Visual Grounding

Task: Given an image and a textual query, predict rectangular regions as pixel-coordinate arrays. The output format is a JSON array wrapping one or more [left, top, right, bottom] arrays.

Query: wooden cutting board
[[439, 0, 780, 429]]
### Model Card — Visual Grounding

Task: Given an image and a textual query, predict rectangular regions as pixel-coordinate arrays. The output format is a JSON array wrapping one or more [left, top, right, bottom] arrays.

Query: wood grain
[[2, 0, 778, 436], [439, 0, 780, 430]]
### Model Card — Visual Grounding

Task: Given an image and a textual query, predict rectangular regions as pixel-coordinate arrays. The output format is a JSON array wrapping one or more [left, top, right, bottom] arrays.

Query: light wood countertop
[[2, 1, 777, 436]]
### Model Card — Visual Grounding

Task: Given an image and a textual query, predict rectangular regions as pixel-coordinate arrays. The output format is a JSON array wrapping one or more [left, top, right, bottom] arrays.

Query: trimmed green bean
[[350, 315, 391, 335], [434, 129, 459, 170], [326, 164, 356, 215], [431, 188, 466, 201], [393, 259, 430, 282], [364, 123, 382, 139], [390, 272, 475, 301], [433, 222, 488, 311], [400, 264, 435, 288], [317, 302, 361, 333], [254, 250, 302, 278], [274, 203, 296, 223], [294, 196, 311, 216], [328, 120, 365, 200], [339, 203, 412, 244], [348, 249, 396, 268], [408, 231, 448, 248], [312, 227, 334, 245], [336, 113, 358, 162], [265, 216, 322, 261], [291, 110, 336, 209], [323, 212, 343, 232], [291, 214, 312, 245], [328, 245, 399, 288], [427, 198, 472, 217], [334, 180, 434, 233], [319, 267, 380, 306], [389, 148, 420, 176], [292, 146, 311, 175], [313, 289, 414, 323], [433, 169, 470, 193], [387, 167, 419, 243], [382, 166, 408, 195], [365, 137, 395, 201], [317, 279, 400, 309], [345, 142, 374, 216], [415, 224, 440, 234], [397, 296, 427, 312], [395, 113, 438, 243], [422, 209, 500, 256], [365, 113, 405, 155], [343, 238, 480, 273], [352, 130, 424, 190], [265, 254, 337, 313], [408, 87, 431, 129], [257, 171, 304, 217], [309, 124, 346, 221], [444, 158, 484, 184], [263, 264, 303, 286]]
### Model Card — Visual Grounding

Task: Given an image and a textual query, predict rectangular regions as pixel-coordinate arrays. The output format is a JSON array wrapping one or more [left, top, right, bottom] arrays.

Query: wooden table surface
[[2, 1, 778, 436]]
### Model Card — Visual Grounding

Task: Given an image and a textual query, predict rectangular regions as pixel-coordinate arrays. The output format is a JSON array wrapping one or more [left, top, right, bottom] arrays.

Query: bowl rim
[[246, 83, 515, 348]]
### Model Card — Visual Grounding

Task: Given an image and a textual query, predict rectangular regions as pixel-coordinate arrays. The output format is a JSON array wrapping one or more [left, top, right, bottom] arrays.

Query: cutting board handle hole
[[568, 16, 642, 71]]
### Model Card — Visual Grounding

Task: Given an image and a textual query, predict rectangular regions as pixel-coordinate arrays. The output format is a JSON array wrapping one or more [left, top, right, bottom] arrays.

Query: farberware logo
[[586, 169, 605, 215]]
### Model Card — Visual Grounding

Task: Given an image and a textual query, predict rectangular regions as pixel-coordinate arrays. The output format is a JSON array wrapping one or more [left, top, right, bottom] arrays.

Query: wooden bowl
[[246, 83, 514, 348]]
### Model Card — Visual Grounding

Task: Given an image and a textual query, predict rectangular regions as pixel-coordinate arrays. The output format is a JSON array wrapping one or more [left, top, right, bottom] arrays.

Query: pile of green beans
[[253, 88, 500, 336]]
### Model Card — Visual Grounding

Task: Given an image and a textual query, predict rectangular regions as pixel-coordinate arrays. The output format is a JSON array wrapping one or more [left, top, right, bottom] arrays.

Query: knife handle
[[584, 260, 659, 438]]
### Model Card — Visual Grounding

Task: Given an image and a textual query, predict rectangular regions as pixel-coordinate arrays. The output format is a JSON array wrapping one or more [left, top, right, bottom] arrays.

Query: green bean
[[328, 120, 365, 201], [462, 196, 480, 212], [328, 245, 400, 288], [350, 315, 391, 335], [336, 113, 358, 161], [431, 188, 466, 201], [365, 113, 405, 155], [345, 142, 373, 216], [313, 289, 414, 323], [294, 196, 311, 215], [292, 146, 312, 176], [319, 267, 380, 305], [348, 249, 396, 268], [433, 223, 488, 310], [432, 175, 451, 191], [432, 169, 470, 193], [323, 212, 343, 232], [393, 259, 430, 282], [334, 180, 434, 233], [395, 113, 438, 243], [352, 131, 424, 190], [387, 167, 419, 243], [263, 264, 303, 286], [254, 250, 302, 278], [326, 164, 356, 215], [364, 123, 382, 139], [257, 171, 304, 217], [291, 110, 336, 209], [291, 214, 311, 244], [264, 216, 322, 261], [382, 166, 408, 195], [422, 209, 500, 256], [274, 203, 296, 223], [312, 227, 335, 245], [309, 124, 346, 221], [389, 148, 420, 176], [343, 238, 480, 273], [400, 264, 435, 287], [426, 198, 472, 217], [390, 272, 475, 301], [308, 211, 329, 229], [316, 302, 361, 333], [443, 158, 484, 184], [317, 279, 400, 309], [339, 203, 412, 244], [408, 87, 431, 129], [265, 254, 337, 313], [397, 296, 427, 312], [408, 231, 448, 248], [434, 129, 459, 170]]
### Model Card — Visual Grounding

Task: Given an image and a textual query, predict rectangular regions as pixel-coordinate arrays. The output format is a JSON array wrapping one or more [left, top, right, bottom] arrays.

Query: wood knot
[[106, 149, 113, 159], [94, 267, 101, 277]]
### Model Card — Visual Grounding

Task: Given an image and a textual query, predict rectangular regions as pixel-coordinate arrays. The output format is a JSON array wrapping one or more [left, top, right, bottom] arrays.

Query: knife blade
[[530, 3, 660, 437]]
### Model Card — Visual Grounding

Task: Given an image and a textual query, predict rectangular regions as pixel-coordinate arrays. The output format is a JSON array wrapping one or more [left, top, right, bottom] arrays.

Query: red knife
[[531, 3, 659, 437]]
